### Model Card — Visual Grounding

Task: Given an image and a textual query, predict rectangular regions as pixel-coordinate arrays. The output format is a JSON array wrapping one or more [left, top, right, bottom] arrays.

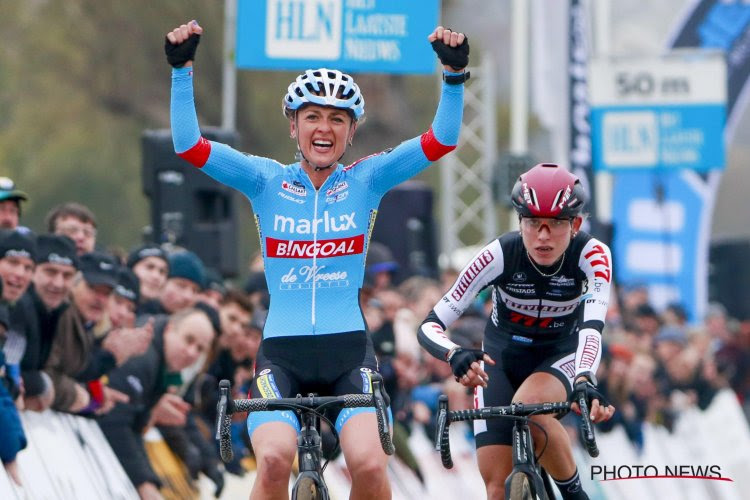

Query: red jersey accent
[[177, 136, 212, 168], [420, 127, 456, 161], [266, 234, 365, 258]]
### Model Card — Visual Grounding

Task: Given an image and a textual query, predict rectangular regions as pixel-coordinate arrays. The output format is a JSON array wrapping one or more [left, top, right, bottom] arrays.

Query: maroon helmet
[[510, 163, 586, 218]]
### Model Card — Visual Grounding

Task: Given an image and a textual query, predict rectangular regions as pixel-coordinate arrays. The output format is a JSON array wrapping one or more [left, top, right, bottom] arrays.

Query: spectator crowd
[[1, 175, 749, 498]]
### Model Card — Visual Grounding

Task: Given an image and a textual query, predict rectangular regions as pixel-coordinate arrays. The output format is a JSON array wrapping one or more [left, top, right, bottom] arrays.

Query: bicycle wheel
[[293, 475, 323, 500], [508, 472, 535, 500]]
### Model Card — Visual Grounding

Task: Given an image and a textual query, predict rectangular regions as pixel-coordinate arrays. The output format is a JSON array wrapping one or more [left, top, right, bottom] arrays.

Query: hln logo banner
[[237, 0, 440, 73]]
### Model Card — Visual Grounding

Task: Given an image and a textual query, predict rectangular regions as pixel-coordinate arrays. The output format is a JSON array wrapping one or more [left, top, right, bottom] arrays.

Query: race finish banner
[[236, 0, 440, 73]]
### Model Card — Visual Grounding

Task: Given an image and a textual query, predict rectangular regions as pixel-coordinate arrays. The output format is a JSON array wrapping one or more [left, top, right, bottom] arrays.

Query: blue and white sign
[[612, 169, 719, 321], [590, 53, 726, 171], [237, 0, 440, 74]]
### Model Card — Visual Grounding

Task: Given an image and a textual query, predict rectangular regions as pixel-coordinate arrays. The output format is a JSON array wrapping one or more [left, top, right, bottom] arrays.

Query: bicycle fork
[[505, 421, 549, 500]]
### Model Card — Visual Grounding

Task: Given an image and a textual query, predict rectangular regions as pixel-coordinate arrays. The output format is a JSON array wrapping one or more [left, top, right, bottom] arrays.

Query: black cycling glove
[[431, 34, 470, 70], [448, 348, 485, 378], [165, 33, 201, 68], [572, 379, 609, 409]]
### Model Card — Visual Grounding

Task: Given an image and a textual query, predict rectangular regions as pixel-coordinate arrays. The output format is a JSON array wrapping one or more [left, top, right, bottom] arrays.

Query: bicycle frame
[[505, 418, 553, 500], [291, 410, 329, 500]]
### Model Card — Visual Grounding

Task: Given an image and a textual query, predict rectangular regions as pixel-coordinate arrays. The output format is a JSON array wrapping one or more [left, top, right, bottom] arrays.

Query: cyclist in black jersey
[[419, 163, 615, 500]]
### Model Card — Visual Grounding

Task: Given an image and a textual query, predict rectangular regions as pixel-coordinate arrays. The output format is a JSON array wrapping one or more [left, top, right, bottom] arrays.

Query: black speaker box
[[141, 128, 240, 277], [371, 180, 437, 283]]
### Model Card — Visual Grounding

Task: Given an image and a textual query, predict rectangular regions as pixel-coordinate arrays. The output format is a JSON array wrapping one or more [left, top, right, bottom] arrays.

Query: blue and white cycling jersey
[[171, 67, 464, 338]]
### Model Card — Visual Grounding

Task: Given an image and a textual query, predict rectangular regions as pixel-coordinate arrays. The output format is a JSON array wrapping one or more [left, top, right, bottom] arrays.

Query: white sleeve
[[434, 239, 505, 328], [574, 238, 612, 377]]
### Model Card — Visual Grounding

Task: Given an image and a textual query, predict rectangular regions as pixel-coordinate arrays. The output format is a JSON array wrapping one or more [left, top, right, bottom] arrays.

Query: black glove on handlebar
[[572, 379, 610, 408], [448, 348, 485, 378], [165, 33, 201, 68], [431, 35, 470, 70]]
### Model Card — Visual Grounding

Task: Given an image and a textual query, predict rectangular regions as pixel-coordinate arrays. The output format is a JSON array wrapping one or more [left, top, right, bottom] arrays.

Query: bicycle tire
[[293, 475, 323, 500], [508, 472, 535, 500]]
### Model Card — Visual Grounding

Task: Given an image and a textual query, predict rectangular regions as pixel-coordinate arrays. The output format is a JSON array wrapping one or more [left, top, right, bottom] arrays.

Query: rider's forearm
[[420, 72, 465, 161], [418, 311, 459, 361], [170, 66, 208, 165], [573, 327, 602, 379]]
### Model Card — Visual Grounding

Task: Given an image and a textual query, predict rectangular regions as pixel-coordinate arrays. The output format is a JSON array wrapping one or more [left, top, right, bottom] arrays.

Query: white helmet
[[283, 68, 365, 121]]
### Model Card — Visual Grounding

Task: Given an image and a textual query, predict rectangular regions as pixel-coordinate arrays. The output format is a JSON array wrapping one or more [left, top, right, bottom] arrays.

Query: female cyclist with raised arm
[[166, 20, 469, 500], [418, 164, 616, 500]]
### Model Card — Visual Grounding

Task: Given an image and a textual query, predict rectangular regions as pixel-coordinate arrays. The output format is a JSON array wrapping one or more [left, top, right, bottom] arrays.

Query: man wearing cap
[[139, 250, 205, 318], [127, 244, 169, 305], [45, 252, 150, 413], [0, 230, 37, 398], [0, 177, 28, 231], [18, 235, 78, 411], [108, 268, 141, 330]]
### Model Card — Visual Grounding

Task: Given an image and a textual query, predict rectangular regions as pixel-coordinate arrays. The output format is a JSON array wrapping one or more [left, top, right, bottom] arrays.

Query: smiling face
[[290, 104, 356, 171], [520, 216, 582, 266]]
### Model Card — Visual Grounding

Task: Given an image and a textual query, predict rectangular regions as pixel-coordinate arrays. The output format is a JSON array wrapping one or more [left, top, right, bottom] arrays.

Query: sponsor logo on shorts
[[257, 373, 282, 399], [360, 371, 372, 393], [258, 368, 271, 376]]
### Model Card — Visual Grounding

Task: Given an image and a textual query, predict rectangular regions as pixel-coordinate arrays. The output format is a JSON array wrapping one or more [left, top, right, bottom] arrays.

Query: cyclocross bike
[[215, 376, 394, 500], [436, 394, 599, 500]]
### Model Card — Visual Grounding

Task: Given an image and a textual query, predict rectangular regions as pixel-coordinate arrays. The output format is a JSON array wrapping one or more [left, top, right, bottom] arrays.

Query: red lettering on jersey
[[266, 235, 364, 258], [451, 250, 494, 301], [584, 244, 611, 283]]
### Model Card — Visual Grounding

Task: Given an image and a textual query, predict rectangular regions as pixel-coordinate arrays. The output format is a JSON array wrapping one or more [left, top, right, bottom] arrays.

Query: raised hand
[[165, 20, 204, 68], [428, 26, 469, 72]]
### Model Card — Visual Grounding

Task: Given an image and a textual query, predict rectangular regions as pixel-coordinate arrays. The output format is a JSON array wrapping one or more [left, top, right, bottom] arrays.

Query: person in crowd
[[45, 252, 151, 413], [167, 18, 468, 499], [0, 177, 28, 231], [0, 230, 37, 399], [45, 202, 98, 255], [20, 234, 79, 411], [108, 267, 141, 329], [127, 244, 170, 305], [365, 241, 399, 293], [98, 307, 217, 500], [139, 250, 205, 317], [417, 164, 615, 500], [198, 267, 226, 310], [0, 292, 26, 486]]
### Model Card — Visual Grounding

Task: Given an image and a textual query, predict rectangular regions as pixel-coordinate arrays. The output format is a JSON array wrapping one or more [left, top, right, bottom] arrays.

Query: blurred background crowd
[[2, 175, 748, 497]]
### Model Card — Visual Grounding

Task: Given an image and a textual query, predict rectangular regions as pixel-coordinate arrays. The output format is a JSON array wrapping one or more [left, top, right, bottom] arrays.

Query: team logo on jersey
[[549, 275, 575, 287], [451, 250, 494, 301], [266, 235, 364, 258], [278, 192, 305, 204], [281, 180, 307, 197], [258, 368, 271, 376], [512, 272, 527, 282], [326, 181, 348, 197], [273, 211, 356, 234], [326, 191, 349, 204]]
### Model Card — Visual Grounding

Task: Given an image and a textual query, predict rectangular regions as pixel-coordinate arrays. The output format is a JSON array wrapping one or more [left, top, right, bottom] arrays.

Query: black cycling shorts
[[247, 331, 380, 436], [474, 334, 577, 447]]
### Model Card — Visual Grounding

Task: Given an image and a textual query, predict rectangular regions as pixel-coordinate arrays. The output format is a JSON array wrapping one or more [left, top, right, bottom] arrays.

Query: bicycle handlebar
[[215, 377, 394, 462], [435, 395, 598, 469]]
